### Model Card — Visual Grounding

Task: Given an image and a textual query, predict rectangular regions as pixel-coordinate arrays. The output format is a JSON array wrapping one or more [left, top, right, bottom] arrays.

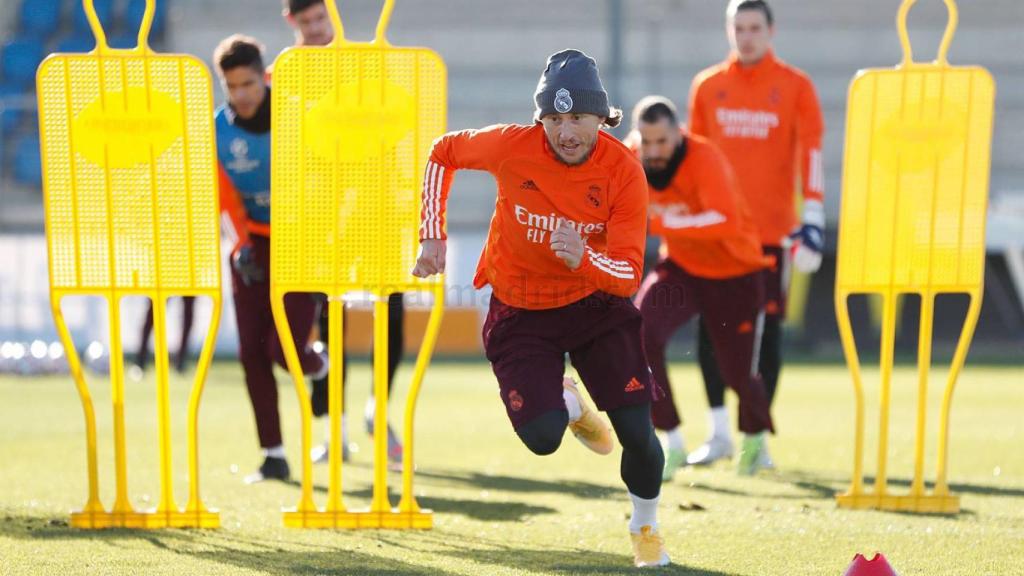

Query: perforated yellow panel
[[834, 0, 995, 515], [39, 54, 220, 293], [836, 65, 994, 293], [270, 44, 446, 295], [270, 0, 446, 530], [39, 0, 221, 530]]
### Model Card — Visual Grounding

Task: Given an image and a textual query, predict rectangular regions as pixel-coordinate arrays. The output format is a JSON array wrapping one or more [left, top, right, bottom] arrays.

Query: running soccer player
[[687, 0, 826, 469], [628, 96, 775, 479], [413, 49, 669, 568], [214, 35, 328, 483], [280, 0, 405, 465]]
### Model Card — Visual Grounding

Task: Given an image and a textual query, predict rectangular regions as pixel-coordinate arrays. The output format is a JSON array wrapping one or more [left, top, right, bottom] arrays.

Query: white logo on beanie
[[554, 88, 573, 114]]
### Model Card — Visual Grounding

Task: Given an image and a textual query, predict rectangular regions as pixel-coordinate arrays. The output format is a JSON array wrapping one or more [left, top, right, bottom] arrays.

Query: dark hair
[[729, 0, 774, 27], [631, 95, 678, 130], [284, 0, 325, 16], [213, 34, 265, 76]]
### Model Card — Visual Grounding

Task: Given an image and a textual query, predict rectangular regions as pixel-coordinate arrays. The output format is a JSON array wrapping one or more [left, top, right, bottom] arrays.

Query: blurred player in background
[[214, 34, 328, 484], [413, 50, 669, 568], [687, 0, 825, 469], [628, 96, 775, 478], [282, 0, 334, 47], [132, 296, 195, 378], [280, 0, 406, 466]]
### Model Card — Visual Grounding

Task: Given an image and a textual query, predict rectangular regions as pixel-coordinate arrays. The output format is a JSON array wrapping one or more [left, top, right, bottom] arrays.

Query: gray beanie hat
[[534, 49, 621, 127]]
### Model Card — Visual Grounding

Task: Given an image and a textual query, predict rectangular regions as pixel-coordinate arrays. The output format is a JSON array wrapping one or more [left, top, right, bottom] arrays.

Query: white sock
[[562, 388, 582, 422], [310, 350, 329, 380], [365, 396, 377, 423], [628, 492, 659, 534], [710, 406, 731, 442], [665, 427, 685, 453], [263, 445, 286, 459]]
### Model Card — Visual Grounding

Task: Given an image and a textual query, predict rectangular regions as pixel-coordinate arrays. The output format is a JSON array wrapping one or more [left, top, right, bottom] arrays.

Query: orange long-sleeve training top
[[627, 129, 773, 279], [420, 123, 649, 310], [688, 50, 825, 246]]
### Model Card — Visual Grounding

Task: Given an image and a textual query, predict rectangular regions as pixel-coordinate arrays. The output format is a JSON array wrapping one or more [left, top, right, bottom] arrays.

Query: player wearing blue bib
[[214, 35, 328, 484]]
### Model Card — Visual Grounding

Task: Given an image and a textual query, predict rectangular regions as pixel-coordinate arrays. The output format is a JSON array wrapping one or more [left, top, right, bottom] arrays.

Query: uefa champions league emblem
[[228, 137, 259, 172], [231, 138, 249, 159], [554, 88, 573, 113]]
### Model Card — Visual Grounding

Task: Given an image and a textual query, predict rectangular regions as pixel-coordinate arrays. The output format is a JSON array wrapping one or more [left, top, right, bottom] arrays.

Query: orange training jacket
[[420, 123, 649, 310], [688, 50, 825, 246], [627, 129, 773, 279]]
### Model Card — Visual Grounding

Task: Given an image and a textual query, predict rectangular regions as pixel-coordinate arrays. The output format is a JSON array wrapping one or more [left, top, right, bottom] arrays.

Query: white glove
[[790, 200, 825, 274], [792, 243, 823, 273]]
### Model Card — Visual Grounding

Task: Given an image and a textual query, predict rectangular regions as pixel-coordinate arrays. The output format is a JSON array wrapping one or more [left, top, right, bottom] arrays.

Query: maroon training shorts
[[482, 291, 658, 430]]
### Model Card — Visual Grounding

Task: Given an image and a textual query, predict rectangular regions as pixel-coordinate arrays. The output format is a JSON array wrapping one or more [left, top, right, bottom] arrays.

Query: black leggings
[[136, 296, 196, 372], [516, 402, 663, 499], [311, 293, 405, 417], [698, 314, 782, 408]]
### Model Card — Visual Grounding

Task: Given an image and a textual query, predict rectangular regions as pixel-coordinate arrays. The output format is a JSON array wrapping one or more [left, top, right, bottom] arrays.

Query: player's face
[[221, 66, 267, 120], [727, 9, 773, 64], [541, 113, 603, 166], [287, 3, 334, 47], [637, 118, 681, 171]]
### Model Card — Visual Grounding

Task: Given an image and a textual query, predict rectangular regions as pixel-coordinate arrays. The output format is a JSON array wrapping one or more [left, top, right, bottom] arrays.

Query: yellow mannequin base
[[70, 508, 220, 529], [283, 508, 433, 529], [836, 492, 959, 514]]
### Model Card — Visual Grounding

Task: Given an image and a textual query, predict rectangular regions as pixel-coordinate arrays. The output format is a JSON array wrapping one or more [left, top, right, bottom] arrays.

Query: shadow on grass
[[1, 513, 727, 575], [683, 469, 1006, 514], [200, 542, 729, 576], [414, 468, 622, 500], [777, 470, 1024, 500], [374, 531, 731, 576], [275, 479, 558, 522], [347, 490, 558, 522], [190, 546, 458, 575], [436, 547, 726, 575], [0, 514, 452, 574]]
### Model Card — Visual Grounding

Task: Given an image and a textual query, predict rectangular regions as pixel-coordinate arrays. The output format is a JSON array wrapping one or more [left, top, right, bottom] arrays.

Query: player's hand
[[231, 242, 266, 286], [550, 222, 584, 270], [412, 239, 447, 278], [789, 199, 825, 274]]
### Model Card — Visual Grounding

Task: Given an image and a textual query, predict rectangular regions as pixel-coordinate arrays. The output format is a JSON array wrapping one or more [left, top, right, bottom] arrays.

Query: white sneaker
[[127, 364, 144, 382], [686, 436, 734, 466], [311, 440, 351, 463]]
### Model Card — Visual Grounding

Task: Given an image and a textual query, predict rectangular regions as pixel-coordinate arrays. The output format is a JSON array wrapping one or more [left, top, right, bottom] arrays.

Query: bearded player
[[628, 96, 774, 478]]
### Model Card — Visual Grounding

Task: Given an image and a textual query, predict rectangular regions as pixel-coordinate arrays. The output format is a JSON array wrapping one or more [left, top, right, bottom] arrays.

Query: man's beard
[[643, 139, 687, 190]]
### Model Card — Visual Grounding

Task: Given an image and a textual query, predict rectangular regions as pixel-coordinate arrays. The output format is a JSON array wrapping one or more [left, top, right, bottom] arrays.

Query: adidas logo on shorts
[[624, 377, 645, 393]]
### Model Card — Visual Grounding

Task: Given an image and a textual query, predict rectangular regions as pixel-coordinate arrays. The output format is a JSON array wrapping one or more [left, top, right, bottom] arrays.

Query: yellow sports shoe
[[631, 526, 670, 568], [563, 377, 614, 455]]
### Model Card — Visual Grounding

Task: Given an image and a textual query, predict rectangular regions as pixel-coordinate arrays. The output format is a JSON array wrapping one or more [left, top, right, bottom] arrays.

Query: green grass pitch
[[1, 360, 1022, 575]]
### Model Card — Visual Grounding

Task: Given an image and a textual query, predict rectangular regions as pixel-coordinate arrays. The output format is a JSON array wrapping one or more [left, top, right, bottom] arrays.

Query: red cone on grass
[[844, 553, 898, 576]]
